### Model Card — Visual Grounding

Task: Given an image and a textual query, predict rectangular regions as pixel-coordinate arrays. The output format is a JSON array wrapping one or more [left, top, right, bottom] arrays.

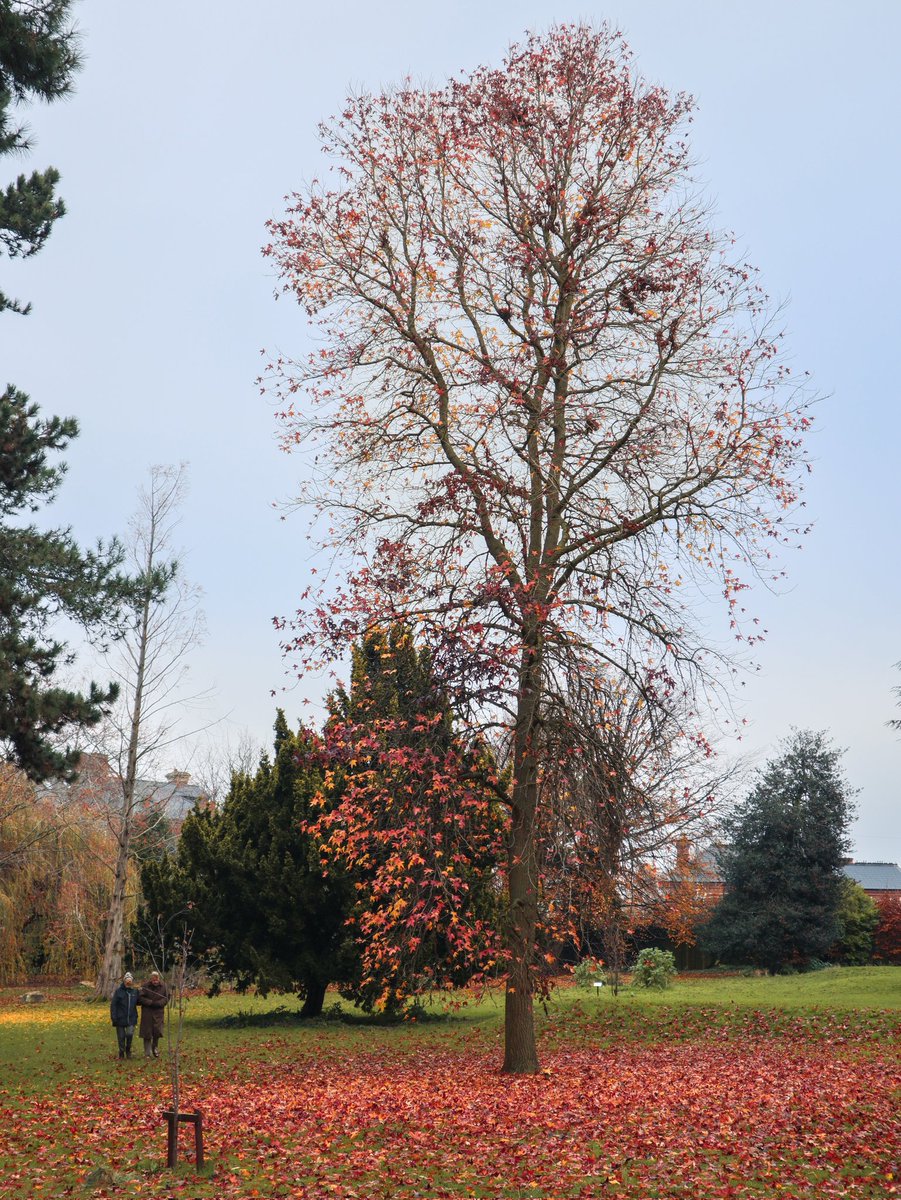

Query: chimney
[[76, 753, 115, 780], [166, 769, 191, 788]]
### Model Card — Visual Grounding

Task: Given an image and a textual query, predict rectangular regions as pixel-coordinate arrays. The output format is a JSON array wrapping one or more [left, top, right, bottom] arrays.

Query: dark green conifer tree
[[700, 730, 855, 973], [140, 712, 357, 1016], [0, 3, 131, 779], [1, 0, 80, 313], [0, 2, 131, 777], [0, 386, 128, 779]]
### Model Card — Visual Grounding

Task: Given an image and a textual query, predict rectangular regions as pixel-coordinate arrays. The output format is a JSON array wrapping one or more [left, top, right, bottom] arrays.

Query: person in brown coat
[[138, 970, 169, 1058]]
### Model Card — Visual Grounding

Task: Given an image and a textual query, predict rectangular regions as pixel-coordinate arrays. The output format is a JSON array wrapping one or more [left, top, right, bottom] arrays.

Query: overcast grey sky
[[4, 0, 899, 859]]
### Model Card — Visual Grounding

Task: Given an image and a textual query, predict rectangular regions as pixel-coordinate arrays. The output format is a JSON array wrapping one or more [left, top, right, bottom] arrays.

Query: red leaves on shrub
[[874, 894, 901, 964]]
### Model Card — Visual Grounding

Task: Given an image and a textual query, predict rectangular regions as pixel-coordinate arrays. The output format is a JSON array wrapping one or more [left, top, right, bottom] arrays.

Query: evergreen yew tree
[[140, 712, 356, 1016], [700, 731, 854, 973], [1, 2, 128, 780]]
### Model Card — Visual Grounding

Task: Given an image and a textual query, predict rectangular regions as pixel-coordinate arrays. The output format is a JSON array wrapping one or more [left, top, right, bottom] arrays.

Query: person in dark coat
[[138, 970, 169, 1058], [109, 971, 139, 1059]]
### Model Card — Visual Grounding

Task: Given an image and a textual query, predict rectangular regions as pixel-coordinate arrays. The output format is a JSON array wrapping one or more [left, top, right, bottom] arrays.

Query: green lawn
[[4, 966, 897, 1079], [558, 964, 901, 1010]]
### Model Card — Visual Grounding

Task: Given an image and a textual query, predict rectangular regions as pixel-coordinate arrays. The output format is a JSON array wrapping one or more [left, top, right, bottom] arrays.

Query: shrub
[[874, 895, 901, 964], [830, 878, 878, 965], [573, 957, 606, 989], [632, 947, 677, 989]]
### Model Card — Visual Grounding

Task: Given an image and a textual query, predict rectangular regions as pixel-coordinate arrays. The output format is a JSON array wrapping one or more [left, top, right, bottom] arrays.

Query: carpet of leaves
[[0, 1007, 898, 1199]]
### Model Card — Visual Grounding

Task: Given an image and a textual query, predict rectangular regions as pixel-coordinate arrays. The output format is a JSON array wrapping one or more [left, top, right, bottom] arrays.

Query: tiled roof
[[694, 847, 724, 881], [842, 862, 901, 891], [136, 778, 205, 820]]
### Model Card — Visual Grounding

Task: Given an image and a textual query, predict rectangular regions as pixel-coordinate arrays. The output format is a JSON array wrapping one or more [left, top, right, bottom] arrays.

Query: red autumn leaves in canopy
[[265, 22, 811, 700], [314, 717, 506, 1010]]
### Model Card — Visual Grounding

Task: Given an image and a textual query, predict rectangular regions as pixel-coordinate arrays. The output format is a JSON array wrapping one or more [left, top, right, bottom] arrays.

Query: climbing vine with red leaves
[[312, 628, 507, 1012]]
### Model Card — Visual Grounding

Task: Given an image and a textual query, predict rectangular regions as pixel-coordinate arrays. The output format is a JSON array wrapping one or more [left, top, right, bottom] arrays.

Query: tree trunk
[[300, 978, 328, 1018], [94, 588, 151, 999], [94, 828, 130, 998], [502, 638, 542, 1074], [503, 839, 539, 1072]]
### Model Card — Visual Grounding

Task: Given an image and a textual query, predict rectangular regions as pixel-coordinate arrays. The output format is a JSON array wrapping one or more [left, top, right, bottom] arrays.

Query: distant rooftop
[[134, 772, 206, 821], [41, 757, 206, 822], [842, 862, 901, 892]]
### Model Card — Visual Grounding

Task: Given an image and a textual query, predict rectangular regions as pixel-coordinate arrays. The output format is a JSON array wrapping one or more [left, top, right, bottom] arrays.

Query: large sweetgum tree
[[264, 24, 812, 1072]]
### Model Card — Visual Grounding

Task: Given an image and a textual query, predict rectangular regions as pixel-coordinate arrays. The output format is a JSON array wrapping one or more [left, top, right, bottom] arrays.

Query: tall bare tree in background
[[188, 730, 262, 808], [93, 466, 205, 998]]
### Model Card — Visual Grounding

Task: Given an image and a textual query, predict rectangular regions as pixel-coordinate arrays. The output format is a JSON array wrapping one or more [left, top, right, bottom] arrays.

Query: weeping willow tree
[[0, 763, 118, 981]]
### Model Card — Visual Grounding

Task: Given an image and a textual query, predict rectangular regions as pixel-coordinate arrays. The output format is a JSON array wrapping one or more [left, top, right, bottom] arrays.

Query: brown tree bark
[[93, 603, 146, 999], [503, 637, 542, 1073], [300, 978, 328, 1018], [94, 821, 131, 997]]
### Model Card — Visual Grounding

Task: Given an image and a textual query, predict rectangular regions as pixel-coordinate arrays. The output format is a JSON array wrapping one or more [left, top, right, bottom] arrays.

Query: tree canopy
[[700, 730, 854, 973], [316, 626, 505, 1012], [830, 877, 878, 966], [93, 465, 198, 998], [0, 387, 129, 779], [0, 0, 80, 314]]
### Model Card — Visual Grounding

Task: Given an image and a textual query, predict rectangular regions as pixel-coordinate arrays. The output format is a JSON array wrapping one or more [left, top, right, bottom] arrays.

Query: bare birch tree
[[92, 465, 205, 998]]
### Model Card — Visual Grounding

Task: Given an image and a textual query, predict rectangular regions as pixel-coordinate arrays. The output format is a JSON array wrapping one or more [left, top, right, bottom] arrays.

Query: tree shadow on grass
[[207, 1001, 480, 1030]]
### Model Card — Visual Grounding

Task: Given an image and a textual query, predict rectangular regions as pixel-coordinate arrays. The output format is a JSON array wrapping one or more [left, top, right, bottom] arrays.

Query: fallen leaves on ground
[[0, 1009, 897, 1199]]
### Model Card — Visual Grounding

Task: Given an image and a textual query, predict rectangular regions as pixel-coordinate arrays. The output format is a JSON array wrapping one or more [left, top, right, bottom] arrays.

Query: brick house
[[841, 861, 901, 900], [671, 836, 725, 901], [668, 844, 901, 903]]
